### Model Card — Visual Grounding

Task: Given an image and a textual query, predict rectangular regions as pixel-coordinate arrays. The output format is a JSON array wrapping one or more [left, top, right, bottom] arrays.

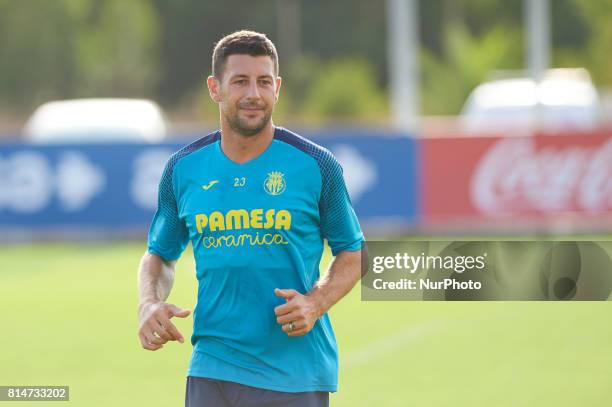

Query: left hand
[[274, 288, 321, 337]]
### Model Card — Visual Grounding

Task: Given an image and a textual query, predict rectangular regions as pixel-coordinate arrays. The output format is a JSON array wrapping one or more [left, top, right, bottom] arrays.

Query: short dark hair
[[212, 30, 279, 80]]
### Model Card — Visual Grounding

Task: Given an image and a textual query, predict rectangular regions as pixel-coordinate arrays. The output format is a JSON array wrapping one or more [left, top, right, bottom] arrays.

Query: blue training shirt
[[147, 126, 364, 393]]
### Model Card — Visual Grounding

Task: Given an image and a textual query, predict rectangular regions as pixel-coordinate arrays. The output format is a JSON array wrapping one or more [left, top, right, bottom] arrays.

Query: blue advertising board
[[0, 131, 418, 239], [305, 131, 419, 227]]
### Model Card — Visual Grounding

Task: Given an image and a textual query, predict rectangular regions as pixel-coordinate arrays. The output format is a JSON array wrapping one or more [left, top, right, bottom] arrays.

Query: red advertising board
[[421, 129, 612, 228]]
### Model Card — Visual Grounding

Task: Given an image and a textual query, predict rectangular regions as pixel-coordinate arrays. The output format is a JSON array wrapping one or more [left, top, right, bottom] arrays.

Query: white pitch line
[[342, 318, 450, 370]]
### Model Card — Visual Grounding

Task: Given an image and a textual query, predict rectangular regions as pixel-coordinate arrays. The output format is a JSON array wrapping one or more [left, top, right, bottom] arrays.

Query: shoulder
[[273, 127, 339, 172], [164, 131, 220, 177]]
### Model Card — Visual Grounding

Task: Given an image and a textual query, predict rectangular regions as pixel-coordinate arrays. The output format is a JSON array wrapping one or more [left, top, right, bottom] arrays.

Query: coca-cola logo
[[471, 138, 612, 214]]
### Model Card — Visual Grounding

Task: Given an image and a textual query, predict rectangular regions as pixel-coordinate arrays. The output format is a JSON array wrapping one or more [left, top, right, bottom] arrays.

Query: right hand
[[138, 302, 191, 351]]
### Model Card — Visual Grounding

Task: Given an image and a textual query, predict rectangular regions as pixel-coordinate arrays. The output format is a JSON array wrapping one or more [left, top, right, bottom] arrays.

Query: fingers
[[139, 331, 164, 351], [152, 313, 184, 342], [142, 342, 161, 351], [148, 319, 174, 342], [138, 302, 190, 350], [168, 304, 191, 318], [273, 289, 312, 337], [275, 298, 317, 336], [140, 322, 173, 350], [274, 288, 300, 301], [287, 328, 307, 337], [276, 310, 301, 326], [281, 321, 308, 337], [161, 319, 186, 343], [281, 321, 301, 332], [142, 325, 166, 345], [274, 300, 298, 316], [278, 314, 310, 336], [163, 305, 188, 342], [274, 289, 302, 316]]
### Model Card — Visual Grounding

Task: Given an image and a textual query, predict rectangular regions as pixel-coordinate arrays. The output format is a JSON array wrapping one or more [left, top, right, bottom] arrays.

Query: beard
[[225, 105, 273, 137]]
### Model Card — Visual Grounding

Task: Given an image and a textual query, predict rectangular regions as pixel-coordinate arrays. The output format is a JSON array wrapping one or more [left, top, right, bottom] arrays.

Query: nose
[[245, 81, 261, 100]]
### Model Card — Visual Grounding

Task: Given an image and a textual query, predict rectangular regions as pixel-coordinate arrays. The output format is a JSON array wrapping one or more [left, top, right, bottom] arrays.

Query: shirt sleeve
[[319, 151, 365, 256], [147, 155, 189, 261]]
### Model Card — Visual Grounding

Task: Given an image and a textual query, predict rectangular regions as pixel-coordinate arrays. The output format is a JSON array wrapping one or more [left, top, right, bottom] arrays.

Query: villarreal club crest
[[264, 171, 286, 196]]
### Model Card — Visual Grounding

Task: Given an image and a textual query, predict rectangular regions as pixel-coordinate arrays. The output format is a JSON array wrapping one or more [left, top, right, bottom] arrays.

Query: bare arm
[[307, 249, 363, 316], [138, 252, 191, 350], [274, 247, 366, 336], [138, 251, 176, 308]]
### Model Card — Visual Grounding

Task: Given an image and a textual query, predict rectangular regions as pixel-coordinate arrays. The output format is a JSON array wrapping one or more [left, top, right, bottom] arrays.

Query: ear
[[207, 75, 221, 103], [274, 76, 282, 102]]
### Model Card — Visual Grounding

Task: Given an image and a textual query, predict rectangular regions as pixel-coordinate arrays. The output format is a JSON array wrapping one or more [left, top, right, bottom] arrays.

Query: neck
[[219, 118, 275, 164]]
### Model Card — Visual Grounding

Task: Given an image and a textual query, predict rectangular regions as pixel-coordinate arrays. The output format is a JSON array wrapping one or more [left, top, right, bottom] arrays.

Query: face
[[208, 54, 281, 137]]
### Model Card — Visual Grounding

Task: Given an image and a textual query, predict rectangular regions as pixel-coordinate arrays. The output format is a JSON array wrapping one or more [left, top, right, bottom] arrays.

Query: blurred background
[[1, 0, 611, 406]]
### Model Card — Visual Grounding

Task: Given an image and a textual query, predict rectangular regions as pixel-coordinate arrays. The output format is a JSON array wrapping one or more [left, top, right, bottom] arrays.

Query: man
[[138, 30, 364, 407]]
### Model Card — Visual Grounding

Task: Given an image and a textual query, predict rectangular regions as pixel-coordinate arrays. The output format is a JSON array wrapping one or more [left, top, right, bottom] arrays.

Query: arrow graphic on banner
[[331, 144, 377, 203], [56, 152, 105, 212]]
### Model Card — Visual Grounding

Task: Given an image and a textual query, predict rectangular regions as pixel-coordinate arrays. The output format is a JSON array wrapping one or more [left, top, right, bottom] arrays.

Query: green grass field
[[1, 241, 612, 406]]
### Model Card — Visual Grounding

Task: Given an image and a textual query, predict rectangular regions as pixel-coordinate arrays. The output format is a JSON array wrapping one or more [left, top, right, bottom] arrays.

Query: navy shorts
[[185, 376, 330, 407]]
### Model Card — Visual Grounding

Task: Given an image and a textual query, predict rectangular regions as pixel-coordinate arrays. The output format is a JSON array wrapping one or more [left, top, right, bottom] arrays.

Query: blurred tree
[[555, 0, 612, 86], [421, 24, 522, 115], [0, 0, 159, 113], [151, 0, 389, 108], [552, 0, 589, 49], [1, 0, 611, 121], [301, 59, 388, 123], [281, 54, 322, 113], [69, 0, 160, 97], [0, 1, 75, 110], [151, 0, 278, 106], [417, 0, 523, 114]]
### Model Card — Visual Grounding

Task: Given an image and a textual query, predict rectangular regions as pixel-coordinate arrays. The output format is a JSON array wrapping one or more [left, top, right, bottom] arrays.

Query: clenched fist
[[274, 288, 322, 337]]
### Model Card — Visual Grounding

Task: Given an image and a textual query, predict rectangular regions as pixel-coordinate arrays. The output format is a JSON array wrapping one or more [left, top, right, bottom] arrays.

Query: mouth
[[239, 107, 265, 119]]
